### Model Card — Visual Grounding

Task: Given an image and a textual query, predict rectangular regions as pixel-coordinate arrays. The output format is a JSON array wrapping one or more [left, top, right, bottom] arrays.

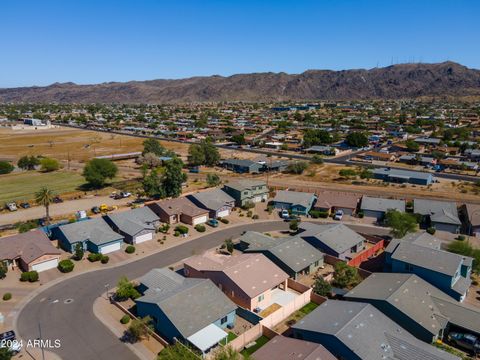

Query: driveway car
[[448, 332, 480, 355]]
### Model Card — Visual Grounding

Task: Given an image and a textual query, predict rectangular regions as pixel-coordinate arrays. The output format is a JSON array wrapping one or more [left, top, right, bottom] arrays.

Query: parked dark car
[[448, 332, 480, 355], [91, 206, 101, 214], [53, 196, 63, 203], [19, 202, 30, 209]]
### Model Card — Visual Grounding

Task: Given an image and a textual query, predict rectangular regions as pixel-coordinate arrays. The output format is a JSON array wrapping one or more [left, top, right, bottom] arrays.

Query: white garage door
[[134, 232, 153, 244], [100, 242, 122, 254], [193, 215, 208, 225], [217, 209, 230, 218], [31, 258, 58, 272], [254, 196, 262, 203]]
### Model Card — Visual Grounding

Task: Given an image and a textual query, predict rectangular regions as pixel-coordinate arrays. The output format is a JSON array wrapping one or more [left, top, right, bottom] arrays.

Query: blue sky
[[1, 0, 479, 87]]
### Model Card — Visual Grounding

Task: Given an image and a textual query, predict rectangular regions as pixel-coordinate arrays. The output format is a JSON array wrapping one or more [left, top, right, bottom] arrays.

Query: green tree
[[346, 132, 368, 148], [384, 210, 417, 238], [142, 138, 167, 156], [0, 262, 7, 279], [127, 316, 153, 342], [82, 158, 118, 188], [447, 241, 480, 274], [17, 155, 40, 170], [311, 155, 324, 165], [339, 168, 357, 178], [157, 342, 199, 360], [40, 157, 60, 172], [0, 161, 14, 174], [211, 346, 244, 360], [333, 262, 360, 289], [303, 129, 333, 148], [138, 152, 162, 168], [74, 243, 84, 261], [116, 276, 140, 301], [35, 186, 55, 224], [187, 144, 205, 166], [231, 134, 246, 145], [206, 173, 221, 187], [289, 219, 299, 231], [163, 157, 187, 198], [405, 139, 420, 152], [0, 347, 13, 360], [287, 161, 309, 174], [313, 276, 332, 296], [142, 168, 164, 198], [202, 140, 220, 166]]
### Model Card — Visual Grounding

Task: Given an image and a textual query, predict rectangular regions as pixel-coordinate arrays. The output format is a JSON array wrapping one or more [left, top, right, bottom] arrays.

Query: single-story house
[[414, 137, 442, 146], [272, 190, 316, 216], [239, 231, 324, 280], [297, 222, 365, 261], [52, 218, 125, 254], [135, 268, 237, 355], [360, 151, 396, 162], [385, 232, 472, 301], [413, 199, 461, 233], [0, 230, 61, 272], [313, 190, 361, 215], [461, 203, 480, 237], [103, 207, 160, 244], [147, 197, 209, 226], [253, 335, 336, 360], [264, 160, 289, 172], [304, 145, 339, 156], [291, 300, 458, 360], [372, 167, 434, 185], [187, 189, 236, 218], [223, 179, 269, 207], [345, 273, 480, 343], [220, 159, 263, 174], [184, 252, 289, 312], [360, 196, 406, 220]]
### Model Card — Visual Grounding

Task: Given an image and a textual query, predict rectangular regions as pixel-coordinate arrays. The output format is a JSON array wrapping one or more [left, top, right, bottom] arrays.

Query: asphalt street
[[16, 220, 388, 360]]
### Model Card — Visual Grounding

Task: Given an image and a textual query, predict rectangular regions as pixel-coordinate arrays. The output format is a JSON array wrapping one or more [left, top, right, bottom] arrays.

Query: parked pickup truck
[[448, 332, 480, 355]]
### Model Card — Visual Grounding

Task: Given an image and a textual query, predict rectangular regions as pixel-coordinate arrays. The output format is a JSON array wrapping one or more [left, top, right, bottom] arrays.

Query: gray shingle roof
[[58, 218, 124, 246], [298, 222, 365, 255], [413, 199, 460, 225], [136, 268, 237, 338], [239, 231, 324, 273], [292, 300, 458, 360], [105, 207, 159, 236], [361, 196, 406, 213], [273, 190, 315, 209], [372, 168, 433, 181], [189, 188, 235, 211]]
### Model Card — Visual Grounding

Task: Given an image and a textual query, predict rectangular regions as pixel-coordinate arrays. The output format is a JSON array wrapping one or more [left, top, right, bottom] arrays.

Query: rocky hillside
[[1, 62, 479, 103]]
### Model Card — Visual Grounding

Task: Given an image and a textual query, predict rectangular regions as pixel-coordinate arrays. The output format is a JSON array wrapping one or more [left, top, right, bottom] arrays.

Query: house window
[[314, 261, 319, 267], [220, 316, 228, 325], [258, 294, 264, 302]]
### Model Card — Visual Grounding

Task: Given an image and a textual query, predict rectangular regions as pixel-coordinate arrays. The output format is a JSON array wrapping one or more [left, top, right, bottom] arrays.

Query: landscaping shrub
[[20, 271, 39, 282], [241, 201, 255, 210], [58, 260, 74, 273], [3, 293, 12, 301], [88, 253, 103, 262], [456, 235, 466, 241], [0, 263, 7, 279], [174, 231, 180, 237], [426, 227, 436, 235], [174, 225, 189, 234], [194, 224, 206, 232], [247, 210, 253, 217], [357, 210, 364, 218], [120, 315, 131, 324], [101, 255, 110, 264], [125, 245, 136, 254], [220, 218, 229, 224], [252, 214, 259, 220]]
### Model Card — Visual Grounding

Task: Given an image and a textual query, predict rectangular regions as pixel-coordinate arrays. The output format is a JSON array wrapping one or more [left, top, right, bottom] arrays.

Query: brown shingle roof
[[185, 253, 289, 298], [315, 190, 361, 210], [253, 335, 336, 360], [0, 229, 60, 264], [149, 197, 208, 217]]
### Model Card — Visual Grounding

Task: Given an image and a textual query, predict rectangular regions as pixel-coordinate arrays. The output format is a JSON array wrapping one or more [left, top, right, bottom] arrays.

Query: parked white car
[[281, 209, 290, 219], [334, 210, 344, 220], [6, 203, 17, 212]]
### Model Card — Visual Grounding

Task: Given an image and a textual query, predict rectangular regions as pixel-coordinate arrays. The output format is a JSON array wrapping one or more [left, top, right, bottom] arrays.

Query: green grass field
[[0, 170, 85, 203]]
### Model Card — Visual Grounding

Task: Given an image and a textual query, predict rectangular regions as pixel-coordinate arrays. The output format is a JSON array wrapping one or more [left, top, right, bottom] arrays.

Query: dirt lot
[[0, 126, 189, 163], [269, 163, 480, 204]]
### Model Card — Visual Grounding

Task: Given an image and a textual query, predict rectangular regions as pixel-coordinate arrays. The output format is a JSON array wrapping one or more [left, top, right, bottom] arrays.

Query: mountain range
[[1, 62, 480, 104]]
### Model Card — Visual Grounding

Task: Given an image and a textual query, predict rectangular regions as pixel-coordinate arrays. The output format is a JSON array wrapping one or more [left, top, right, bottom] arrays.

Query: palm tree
[[35, 187, 55, 224]]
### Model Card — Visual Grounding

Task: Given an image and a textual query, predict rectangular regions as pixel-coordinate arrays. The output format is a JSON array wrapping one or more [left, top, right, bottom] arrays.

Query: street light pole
[[104, 283, 110, 301]]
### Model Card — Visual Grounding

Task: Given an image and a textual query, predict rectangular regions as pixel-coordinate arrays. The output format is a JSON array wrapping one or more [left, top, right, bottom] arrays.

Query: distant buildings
[[372, 167, 434, 186]]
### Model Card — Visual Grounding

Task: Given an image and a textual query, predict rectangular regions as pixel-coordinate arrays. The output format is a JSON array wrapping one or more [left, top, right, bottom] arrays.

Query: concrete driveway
[[15, 221, 388, 360]]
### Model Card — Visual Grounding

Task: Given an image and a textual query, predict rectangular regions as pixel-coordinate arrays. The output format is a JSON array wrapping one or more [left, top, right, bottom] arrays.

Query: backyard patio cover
[[187, 323, 228, 353]]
